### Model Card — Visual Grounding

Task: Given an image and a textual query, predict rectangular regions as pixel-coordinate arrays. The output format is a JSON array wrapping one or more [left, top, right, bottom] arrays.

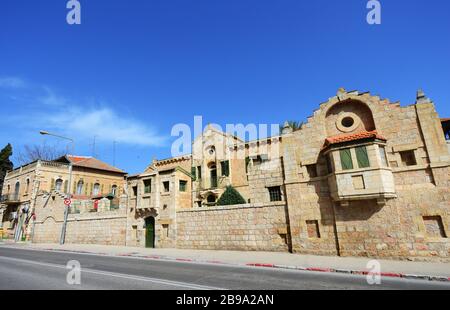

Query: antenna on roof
[[89, 135, 98, 158]]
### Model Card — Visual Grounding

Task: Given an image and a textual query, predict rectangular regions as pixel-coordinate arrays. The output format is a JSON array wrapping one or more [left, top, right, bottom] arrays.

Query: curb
[[36, 247, 450, 283]]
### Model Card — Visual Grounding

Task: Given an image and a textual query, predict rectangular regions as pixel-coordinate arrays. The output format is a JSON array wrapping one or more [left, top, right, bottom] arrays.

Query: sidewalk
[[3, 241, 450, 282]]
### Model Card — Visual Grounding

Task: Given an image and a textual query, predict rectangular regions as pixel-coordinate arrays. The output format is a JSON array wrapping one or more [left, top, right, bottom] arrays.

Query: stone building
[[0, 155, 127, 242], [4, 88, 448, 261], [128, 89, 450, 261]]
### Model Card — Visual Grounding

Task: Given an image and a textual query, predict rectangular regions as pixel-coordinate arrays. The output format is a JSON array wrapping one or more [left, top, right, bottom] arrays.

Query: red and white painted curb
[[38, 247, 450, 283]]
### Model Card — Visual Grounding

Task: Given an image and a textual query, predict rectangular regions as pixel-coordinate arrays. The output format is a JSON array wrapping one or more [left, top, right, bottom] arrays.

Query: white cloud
[[38, 87, 68, 106], [40, 106, 167, 147], [1, 78, 167, 148], [0, 77, 26, 89]]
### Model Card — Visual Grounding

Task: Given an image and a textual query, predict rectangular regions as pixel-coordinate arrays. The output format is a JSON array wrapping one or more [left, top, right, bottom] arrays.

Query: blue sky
[[1, 0, 449, 174]]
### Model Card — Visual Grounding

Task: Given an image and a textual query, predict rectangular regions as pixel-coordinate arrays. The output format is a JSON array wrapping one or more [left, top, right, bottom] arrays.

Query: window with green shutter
[[355, 146, 370, 168], [197, 166, 202, 179], [221, 160, 230, 177], [340, 149, 354, 170]]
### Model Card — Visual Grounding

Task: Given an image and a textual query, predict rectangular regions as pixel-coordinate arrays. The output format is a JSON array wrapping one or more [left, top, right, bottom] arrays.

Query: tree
[[216, 185, 246, 206], [15, 142, 65, 166], [280, 120, 304, 133], [0, 143, 14, 194]]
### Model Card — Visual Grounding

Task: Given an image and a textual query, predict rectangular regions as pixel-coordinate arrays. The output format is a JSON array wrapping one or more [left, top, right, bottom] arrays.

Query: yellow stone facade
[[128, 89, 450, 261], [3, 89, 449, 261]]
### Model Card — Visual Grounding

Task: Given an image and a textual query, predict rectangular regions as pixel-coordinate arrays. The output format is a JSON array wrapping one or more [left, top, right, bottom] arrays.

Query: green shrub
[[217, 186, 246, 206]]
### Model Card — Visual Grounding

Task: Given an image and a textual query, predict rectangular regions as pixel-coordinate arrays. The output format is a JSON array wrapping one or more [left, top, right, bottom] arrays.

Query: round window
[[341, 117, 355, 128]]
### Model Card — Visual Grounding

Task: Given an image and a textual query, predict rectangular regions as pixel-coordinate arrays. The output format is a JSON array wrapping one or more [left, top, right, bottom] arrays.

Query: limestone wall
[[176, 202, 289, 251], [32, 193, 127, 245]]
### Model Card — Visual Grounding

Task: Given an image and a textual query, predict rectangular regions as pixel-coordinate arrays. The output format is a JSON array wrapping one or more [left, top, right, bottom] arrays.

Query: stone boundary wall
[[176, 202, 290, 252], [33, 211, 127, 246]]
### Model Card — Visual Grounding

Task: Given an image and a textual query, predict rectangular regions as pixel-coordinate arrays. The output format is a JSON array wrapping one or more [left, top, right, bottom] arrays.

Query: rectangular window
[[400, 150, 417, 166], [306, 164, 318, 178], [179, 180, 187, 192], [355, 146, 370, 168], [191, 167, 196, 181], [132, 186, 138, 197], [221, 160, 230, 177], [143, 180, 151, 194], [162, 224, 169, 238], [163, 181, 170, 192], [268, 186, 282, 202], [379, 146, 388, 167], [339, 149, 354, 170], [306, 220, 321, 238], [197, 166, 202, 179]]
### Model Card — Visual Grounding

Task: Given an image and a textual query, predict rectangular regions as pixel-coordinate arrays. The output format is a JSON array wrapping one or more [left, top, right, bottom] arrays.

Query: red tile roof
[[325, 130, 386, 146], [67, 156, 126, 174]]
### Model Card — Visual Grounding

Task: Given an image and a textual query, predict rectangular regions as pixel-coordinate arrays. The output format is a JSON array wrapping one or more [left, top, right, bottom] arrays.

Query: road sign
[[64, 198, 72, 206]]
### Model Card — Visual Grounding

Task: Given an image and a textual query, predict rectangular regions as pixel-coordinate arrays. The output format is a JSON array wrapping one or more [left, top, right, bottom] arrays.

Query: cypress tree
[[217, 185, 246, 206], [0, 144, 13, 194]]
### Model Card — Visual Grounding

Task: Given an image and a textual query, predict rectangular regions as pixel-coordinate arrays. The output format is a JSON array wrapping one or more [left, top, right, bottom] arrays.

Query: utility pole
[[39, 130, 74, 245]]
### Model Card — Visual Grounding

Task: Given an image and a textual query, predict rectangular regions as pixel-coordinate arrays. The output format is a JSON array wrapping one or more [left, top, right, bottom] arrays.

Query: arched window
[[93, 183, 100, 196], [55, 179, 63, 192], [209, 163, 217, 188], [14, 182, 20, 198], [111, 185, 118, 196], [76, 181, 84, 195], [26, 179, 30, 194]]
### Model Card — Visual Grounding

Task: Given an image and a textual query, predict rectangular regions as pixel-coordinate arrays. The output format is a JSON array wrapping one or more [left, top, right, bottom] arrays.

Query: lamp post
[[40, 130, 74, 245]]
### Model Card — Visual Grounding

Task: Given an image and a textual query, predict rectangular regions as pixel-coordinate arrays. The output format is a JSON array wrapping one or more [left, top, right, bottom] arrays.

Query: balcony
[[327, 167, 397, 206], [323, 132, 397, 206], [0, 194, 20, 205]]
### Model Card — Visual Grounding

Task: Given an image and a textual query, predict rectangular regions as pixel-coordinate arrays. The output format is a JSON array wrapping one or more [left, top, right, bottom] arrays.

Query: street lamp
[[39, 130, 74, 245]]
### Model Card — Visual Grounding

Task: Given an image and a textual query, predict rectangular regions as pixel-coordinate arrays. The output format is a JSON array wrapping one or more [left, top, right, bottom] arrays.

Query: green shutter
[[191, 167, 196, 181], [340, 149, 353, 170], [356, 146, 370, 168]]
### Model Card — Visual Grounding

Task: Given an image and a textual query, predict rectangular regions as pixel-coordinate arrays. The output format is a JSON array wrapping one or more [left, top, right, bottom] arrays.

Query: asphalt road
[[0, 246, 449, 290]]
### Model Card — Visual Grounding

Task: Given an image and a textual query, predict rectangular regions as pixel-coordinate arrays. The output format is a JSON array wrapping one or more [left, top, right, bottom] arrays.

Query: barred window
[[268, 186, 282, 202]]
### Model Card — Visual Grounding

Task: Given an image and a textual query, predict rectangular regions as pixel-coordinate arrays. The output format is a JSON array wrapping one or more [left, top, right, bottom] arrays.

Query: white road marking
[[0, 255, 225, 290]]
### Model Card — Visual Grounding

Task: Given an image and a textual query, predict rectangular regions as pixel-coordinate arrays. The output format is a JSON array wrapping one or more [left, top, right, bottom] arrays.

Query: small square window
[[179, 180, 187, 192], [163, 181, 170, 192], [268, 186, 282, 202], [400, 150, 417, 166]]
